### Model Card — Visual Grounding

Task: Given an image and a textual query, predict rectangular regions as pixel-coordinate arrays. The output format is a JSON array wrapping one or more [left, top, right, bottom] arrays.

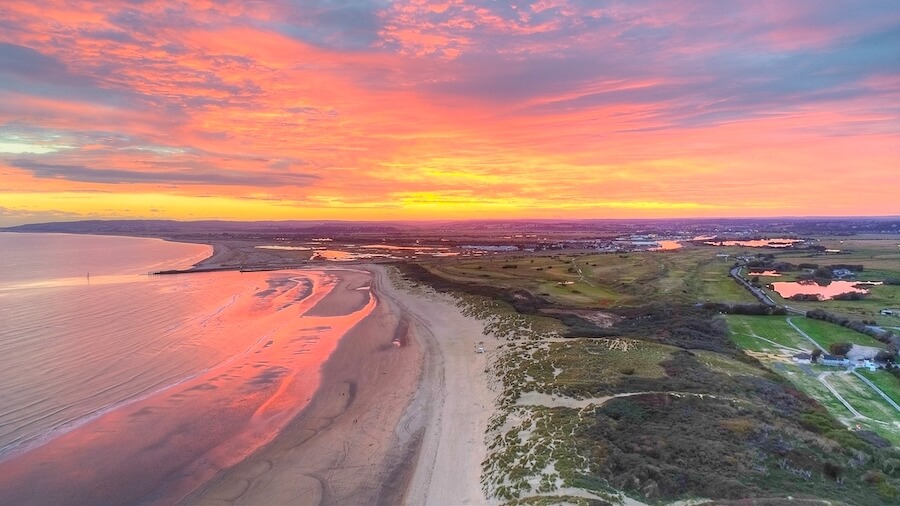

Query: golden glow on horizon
[[2, 191, 739, 222]]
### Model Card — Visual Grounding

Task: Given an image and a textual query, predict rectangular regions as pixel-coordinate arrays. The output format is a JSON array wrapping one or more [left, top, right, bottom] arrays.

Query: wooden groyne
[[150, 265, 307, 275]]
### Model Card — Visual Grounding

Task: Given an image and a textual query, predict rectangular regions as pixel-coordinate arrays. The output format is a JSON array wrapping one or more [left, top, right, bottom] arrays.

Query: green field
[[858, 369, 900, 406], [789, 316, 886, 349], [827, 372, 898, 421], [774, 364, 900, 446], [726, 315, 812, 352], [420, 247, 757, 309], [725, 313, 899, 447], [726, 314, 885, 355], [774, 363, 851, 415]]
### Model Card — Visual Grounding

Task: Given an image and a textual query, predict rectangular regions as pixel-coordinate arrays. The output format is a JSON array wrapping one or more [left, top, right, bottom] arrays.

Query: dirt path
[[516, 390, 747, 410], [786, 317, 828, 353], [852, 370, 900, 413], [570, 258, 598, 287], [747, 332, 805, 354], [818, 372, 867, 419]]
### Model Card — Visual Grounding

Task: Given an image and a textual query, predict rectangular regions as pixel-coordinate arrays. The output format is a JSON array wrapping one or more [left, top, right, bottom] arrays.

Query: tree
[[811, 349, 823, 362], [829, 342, 853, 356], [875, 350, 895, 364]]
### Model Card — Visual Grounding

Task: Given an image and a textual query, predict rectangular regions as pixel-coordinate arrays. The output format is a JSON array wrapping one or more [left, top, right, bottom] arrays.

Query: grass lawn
[[725, 315, 812, 352], [789, 317, 885, 349], [423, 247, 759, 309], [826, 372, 898, 422], [857, 369, 900, 406], [776, 363, 853, 416], [728, 329, 770, 353], [774, 364, 900, 446], [725, 314, 885, 354]]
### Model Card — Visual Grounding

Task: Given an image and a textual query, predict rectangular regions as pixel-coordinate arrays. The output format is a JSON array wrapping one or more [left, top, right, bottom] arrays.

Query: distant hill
[[0, 219, 410, 236], [2, 216, 898, 238]]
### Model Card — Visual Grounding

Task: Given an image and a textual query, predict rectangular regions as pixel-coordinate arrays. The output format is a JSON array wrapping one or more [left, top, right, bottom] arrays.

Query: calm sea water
[[0, 233, 368, 503], [0, 233, 216, 455]]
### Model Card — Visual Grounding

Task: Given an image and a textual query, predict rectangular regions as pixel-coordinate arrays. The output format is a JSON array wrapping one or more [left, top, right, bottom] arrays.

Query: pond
[[771, 280, 881, 300], [705, 238, 801, 248], [749, 270, 781, 277], [651, 240, 683, 251]]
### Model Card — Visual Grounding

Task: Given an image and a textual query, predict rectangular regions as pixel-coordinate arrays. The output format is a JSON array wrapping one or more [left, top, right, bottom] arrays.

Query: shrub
[[829, 342, 853, 356], [863, 470, 886, 484], [823, 461, 844, 481]]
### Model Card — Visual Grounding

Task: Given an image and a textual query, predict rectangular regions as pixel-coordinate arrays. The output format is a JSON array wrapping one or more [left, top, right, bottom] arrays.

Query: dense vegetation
[[400, 242, 900, 504], [701, 302, 788, 315], [577, 393, 899, 502], [489, 337, 900, 504]]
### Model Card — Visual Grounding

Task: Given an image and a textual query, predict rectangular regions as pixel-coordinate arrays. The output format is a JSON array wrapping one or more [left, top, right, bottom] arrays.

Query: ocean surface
[[0, 233, 366, 503]]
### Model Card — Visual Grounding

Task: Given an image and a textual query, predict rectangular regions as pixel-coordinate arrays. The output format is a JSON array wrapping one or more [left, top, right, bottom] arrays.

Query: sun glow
[[0, 0, 897, 225]]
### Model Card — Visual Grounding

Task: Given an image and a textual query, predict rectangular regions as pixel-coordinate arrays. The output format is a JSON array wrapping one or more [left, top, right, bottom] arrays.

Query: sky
[[1, 0, 898, 225]]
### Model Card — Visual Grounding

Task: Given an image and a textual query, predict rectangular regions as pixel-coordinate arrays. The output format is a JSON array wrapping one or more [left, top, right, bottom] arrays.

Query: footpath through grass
[[789, 317, 886, 349], [857, 369, 900, 406], [726, 315, 812, 352], [727, 314, 885, 353]]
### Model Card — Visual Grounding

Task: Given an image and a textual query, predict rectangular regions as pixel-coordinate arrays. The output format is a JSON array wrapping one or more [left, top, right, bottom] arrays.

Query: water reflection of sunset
[[0, 269, 377, 505], [771, 280, 879, 300]]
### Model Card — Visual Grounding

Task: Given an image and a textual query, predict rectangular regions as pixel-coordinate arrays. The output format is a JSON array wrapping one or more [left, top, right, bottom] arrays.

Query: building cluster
[[792, 352, 878, 371]]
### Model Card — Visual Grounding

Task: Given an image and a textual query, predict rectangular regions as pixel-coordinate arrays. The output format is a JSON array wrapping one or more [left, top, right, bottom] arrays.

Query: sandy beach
[[0, 233, 496, 506], [185, 264, 496, 505]]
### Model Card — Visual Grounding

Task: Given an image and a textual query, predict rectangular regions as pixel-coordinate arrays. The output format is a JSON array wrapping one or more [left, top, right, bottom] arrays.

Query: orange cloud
[[0, 0, 898, 225]]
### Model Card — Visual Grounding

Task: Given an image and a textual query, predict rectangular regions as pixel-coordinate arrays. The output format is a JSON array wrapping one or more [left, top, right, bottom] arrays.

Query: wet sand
[[186, 268, 424, 505], [185, 265, 497, 506]]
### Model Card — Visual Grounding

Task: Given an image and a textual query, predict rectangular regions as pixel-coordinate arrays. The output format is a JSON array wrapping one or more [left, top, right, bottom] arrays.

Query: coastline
[[183, 264, 496, 505], [169, 236, 500, 504], [371, 265, 496, 506], [184, 267, 425, 505], [1, 231, 497, 504]]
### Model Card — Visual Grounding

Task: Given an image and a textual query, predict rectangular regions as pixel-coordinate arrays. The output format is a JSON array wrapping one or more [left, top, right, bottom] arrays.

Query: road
[[729, 266, 777, 306], [729, 266, 805, 314]]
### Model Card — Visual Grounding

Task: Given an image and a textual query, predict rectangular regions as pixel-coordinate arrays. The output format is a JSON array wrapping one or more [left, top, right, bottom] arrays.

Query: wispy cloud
[[9, 159, 319, 187], [0, 0, 897, 222]]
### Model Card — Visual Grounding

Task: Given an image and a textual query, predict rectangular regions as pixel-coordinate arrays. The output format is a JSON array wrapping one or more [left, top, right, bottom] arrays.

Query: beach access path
[[369, 264, 497, 506]]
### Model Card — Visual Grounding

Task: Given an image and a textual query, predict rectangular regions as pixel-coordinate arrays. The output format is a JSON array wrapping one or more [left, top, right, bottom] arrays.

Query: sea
[[0, 233, 364, 503]]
